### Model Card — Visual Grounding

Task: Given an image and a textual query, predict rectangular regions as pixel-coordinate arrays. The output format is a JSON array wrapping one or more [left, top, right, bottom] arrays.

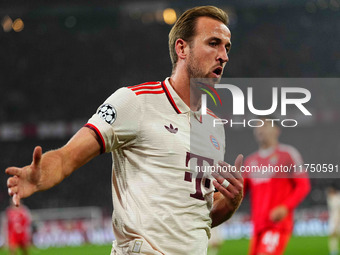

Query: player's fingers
[[13, 193, 21, 207], [211, 167, 244, 192], [5, 167, 21, 177], [8, 186, 18, 196], [213, 180, 234, 198], [217, 160, 231, 168], [211, 171, 237, 189], [7, 176, 18, 188], [217, 160, 243, 180], [211, 172, 239, 195], [234, 154, 243, 172], [8, 188, 14, 196], [211, 168, 234, 181], [214, 162, 235, 180], [218, 158, 243, 178], [32, 146, 42, 167], [230, 178, 244, 193], [211, 171, 226, 184], [231, 154, 244, 181]]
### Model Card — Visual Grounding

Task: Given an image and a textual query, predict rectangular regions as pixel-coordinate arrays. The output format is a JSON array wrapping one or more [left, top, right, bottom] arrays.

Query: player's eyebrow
[[209, 37, 232, 52]]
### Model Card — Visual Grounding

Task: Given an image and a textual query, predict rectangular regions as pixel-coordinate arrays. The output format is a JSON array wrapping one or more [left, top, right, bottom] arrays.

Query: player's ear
[[175, 38, 189, 61]]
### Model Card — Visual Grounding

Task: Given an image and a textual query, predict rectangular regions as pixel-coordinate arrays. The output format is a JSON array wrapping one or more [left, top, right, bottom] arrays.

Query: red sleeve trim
[[127, 81, 160, 88], [130, 84, 163, 91], [135, 90, 165, 95], [84, 123, 106, 154]]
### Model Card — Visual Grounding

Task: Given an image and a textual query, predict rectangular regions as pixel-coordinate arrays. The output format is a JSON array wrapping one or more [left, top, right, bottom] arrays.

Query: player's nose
[[217, 47, 229, 64]]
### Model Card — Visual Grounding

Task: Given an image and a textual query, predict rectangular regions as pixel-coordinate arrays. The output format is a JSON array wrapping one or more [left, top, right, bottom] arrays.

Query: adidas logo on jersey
[[164, 124, 178, 134]]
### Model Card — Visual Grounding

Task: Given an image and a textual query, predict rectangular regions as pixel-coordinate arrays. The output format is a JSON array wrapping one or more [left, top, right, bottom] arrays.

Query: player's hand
[[270, 205, 288, 222], [211, 154, 244, 210], [6, 146, 42, 206]]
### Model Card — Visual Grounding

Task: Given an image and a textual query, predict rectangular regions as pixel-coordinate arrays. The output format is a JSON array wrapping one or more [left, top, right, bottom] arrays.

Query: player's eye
[[209, 41, 218, 47]]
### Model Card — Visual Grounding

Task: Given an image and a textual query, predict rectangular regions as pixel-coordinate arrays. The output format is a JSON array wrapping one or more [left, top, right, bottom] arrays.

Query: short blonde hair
[[168, 6, 229, 70]]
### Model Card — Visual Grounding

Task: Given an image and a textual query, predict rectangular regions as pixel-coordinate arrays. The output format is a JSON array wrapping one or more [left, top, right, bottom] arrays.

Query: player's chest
[[250, 152, 290, 167], [138, 112, 189, 150], [137, 112, 224, 159], [248, 153, 292, 181]]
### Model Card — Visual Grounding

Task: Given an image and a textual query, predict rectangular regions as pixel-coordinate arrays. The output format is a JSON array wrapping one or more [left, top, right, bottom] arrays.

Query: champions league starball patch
[[97, 103, 116, 125]]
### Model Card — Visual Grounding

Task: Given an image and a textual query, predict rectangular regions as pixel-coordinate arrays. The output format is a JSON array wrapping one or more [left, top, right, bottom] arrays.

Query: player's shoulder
[[106, 81, 164, 107], [244, 151, 259, 164], [277, 143, 301, 156], [126, 81, 164, 96], [277, 143, 303, 164]]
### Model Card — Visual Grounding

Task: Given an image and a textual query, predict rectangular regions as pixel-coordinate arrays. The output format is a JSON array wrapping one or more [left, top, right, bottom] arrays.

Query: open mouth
[[213, 67, 222, 76]]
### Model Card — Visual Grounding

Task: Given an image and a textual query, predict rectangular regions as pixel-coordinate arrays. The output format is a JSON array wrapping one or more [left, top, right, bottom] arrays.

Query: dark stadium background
[[1, 0, 339, 228]]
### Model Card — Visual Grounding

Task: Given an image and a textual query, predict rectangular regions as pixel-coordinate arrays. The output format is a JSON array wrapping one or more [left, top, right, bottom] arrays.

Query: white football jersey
[[86, 78, 225, 254]]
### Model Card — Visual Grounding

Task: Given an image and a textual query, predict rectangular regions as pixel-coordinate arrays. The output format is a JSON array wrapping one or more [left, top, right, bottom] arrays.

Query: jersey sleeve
[[85, 87, 141, 153], [287, 146, 303, 173], [282, 146, 311, 210], [282, 177, 310, 210]]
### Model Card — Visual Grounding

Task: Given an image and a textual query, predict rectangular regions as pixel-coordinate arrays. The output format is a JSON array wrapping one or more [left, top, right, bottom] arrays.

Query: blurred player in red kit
[[6, 200, 31, 255], [243, 117, 310, 255]]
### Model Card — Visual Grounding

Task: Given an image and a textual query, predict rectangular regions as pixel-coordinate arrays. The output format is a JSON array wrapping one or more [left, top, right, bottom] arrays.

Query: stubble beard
[[186, 50, 207, 79], [186, 51, 221, 85]]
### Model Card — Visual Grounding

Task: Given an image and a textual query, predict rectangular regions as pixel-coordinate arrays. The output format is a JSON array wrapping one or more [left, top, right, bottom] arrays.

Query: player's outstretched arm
[[6, 127, 101, 206], [210, 154, 244, 228]]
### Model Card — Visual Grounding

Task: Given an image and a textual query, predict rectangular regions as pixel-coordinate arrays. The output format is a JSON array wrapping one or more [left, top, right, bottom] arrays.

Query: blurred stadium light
[[12, 18, 24, 32], [1, 15, 13, 32], [162, 8, 177, 25]]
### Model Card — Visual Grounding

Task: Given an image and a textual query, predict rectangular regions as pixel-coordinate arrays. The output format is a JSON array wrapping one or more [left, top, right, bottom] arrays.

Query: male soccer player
[[6, 6, 244, 254], [243, 118, 310, 255], [6, 200, 31, 255], [327, 186, 340, 255]]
